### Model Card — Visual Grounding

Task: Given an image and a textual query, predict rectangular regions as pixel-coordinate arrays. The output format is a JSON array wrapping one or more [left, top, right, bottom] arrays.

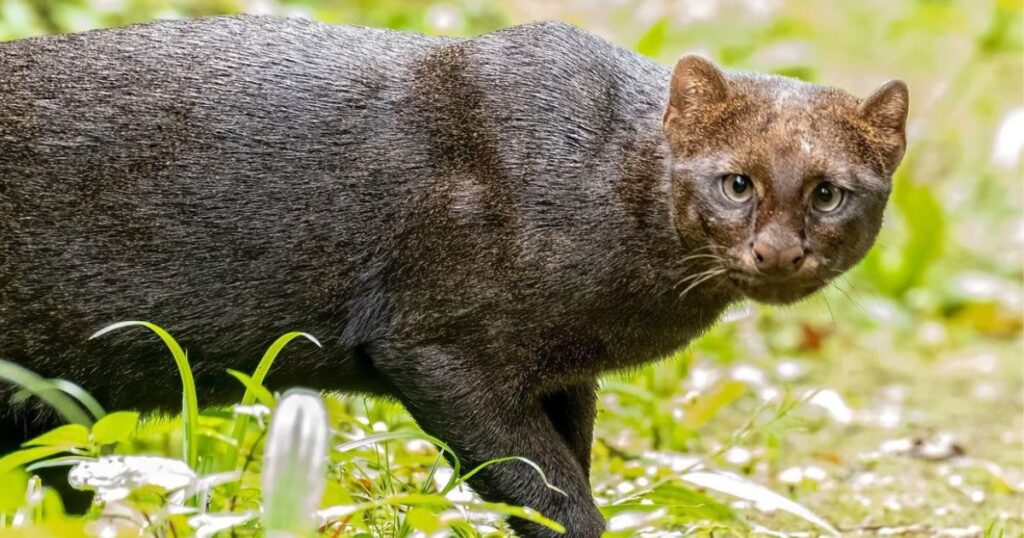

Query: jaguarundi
[[0, 15, 908, 537]]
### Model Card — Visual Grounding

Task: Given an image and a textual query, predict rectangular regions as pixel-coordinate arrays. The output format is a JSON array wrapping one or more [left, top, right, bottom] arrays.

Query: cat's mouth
[[727, 272, 824, 305]]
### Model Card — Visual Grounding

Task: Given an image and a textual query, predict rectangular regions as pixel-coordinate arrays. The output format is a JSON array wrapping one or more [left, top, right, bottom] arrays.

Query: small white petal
[[808, 389, 854, 424], [69, 456, 196, 502], [189, 511, 257, 538], [991, 107, 1024, 169], [778, 467, 804, 484]]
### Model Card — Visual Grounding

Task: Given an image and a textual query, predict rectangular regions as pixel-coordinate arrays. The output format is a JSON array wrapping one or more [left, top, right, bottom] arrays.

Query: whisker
[[678, 269, 727, 300], [676, 255, 726, 270], [672, 266, 723, 291], [821, 291, 836, 327], [672, 268, 709, 290], [677, 254, 726, 263], [831, 277, 870, 322]]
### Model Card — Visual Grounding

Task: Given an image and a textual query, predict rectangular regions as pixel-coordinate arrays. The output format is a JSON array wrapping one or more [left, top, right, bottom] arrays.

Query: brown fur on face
[[664, 55, 908, 304]]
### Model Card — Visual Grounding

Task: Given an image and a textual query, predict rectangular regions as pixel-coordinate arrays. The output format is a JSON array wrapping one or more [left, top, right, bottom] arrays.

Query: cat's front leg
[[367, 342, 605, 538], [542, 380, 598, 478]]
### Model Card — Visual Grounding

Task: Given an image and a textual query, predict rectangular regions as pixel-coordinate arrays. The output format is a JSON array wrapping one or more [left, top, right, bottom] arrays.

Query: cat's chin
[[729, 276, 821, 305]]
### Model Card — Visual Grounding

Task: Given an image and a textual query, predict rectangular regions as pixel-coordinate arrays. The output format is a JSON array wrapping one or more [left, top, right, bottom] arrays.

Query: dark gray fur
[[0, 15, 905, 537]]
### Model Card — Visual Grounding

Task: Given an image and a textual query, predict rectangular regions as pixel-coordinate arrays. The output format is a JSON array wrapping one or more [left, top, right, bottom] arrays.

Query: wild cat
[[0, 16, 907, 536]]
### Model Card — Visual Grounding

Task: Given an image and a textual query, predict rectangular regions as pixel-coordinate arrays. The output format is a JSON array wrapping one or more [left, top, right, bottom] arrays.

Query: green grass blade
[[335, 430, 461, 491], [0, 446, 70, 476], [245, 332, 321, 408], [222, 332, 320, 472], [420, 452, 445, 494], [48, 380, 106, 421], [318, 494, 566, 534], [90, 321, 198, 468], [455, 456, 567, 497], [24, 456, 94, 472], [11, 379, 106, 423], [0, 359, 93, 427], [225, 370, 275, 408]]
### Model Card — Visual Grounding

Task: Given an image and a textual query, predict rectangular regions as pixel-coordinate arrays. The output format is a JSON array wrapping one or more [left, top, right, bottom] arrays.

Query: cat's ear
[[858, 80, 909, 133], [858, 80, 909, 170], [664, 55, 730, 127]]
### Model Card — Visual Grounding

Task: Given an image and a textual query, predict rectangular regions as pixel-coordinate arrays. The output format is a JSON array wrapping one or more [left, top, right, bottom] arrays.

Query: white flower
[[992, 107, 1024, 170], [808, 389, 854, 425], [69, 455, 196, 503], [189, 511, 258, 538], [233, 403, 272, 428]]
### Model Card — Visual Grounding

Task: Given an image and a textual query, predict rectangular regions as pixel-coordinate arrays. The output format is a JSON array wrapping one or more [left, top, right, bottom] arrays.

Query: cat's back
[[0, 15, 443, 84], [0, 15, 447, 160]]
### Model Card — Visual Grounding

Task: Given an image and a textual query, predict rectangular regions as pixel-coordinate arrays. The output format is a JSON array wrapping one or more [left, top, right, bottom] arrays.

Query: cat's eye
[[811, 182, 845, 212], [721, 174, 754, 203]]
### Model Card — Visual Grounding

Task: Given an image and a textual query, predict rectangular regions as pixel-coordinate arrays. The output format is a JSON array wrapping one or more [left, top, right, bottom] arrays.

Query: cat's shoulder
[[465, 21, 630, 62]]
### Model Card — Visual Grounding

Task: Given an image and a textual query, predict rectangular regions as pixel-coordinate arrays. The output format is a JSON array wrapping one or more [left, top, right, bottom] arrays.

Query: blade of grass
[[420, 452, 445, 494], [680, 470, 839, 536], [455, 456, 567, 497], [245, 332, 321, 407], [0, 359, 93, 427], [0, 446, 70, 475], [90, 321, 198, 469], [318, 493, 566, 534], [10, 380, 106, 423], [48, 380, 106, 421], [335, 430, 461, 492], [25, 456, 94, 472], [222, 332, 320, 471], [225, 370, 275, 408]]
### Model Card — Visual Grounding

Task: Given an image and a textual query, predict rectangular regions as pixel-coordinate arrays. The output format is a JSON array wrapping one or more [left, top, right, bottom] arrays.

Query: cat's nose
[[751, 240, 805, 276]]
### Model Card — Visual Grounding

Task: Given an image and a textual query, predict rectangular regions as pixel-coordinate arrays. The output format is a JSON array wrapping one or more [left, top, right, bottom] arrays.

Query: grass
[[1, 286, 1018, 537], [0, 322, 838, 537], [90, 321, 201, 469], [0, 325, 583, 536]]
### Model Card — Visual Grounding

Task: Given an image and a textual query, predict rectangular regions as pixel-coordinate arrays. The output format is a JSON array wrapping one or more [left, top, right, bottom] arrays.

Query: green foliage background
[[0, 0, 1021, 536]]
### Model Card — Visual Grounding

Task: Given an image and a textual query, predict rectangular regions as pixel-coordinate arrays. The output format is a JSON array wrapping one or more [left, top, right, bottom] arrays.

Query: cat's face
[[663, 56, 908, 304]]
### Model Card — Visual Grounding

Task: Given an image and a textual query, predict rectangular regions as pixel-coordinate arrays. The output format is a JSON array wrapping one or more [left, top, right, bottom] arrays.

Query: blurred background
[[1, 0, 1021, 535]]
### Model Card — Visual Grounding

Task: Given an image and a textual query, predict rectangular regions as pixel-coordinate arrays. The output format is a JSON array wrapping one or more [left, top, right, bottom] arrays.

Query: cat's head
[[663, 55, 908, 305]]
